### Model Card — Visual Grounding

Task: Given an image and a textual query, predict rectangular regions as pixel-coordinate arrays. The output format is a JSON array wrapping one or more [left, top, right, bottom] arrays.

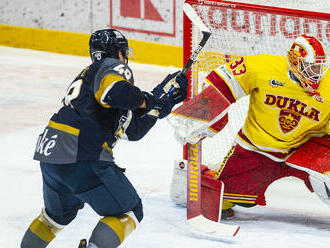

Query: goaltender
[[170, 34, 330, 220]]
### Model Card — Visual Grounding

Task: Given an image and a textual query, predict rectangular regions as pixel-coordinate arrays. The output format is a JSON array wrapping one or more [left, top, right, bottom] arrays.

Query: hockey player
[[20, 29, 188, 248], [170, 34, 329, 220]]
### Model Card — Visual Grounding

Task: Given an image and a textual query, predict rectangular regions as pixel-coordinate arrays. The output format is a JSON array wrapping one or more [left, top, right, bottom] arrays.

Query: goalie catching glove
[[144, 71, 188, 119]]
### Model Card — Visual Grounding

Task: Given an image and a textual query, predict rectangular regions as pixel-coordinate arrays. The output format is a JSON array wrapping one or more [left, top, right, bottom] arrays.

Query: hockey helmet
[[288, 34, 328, 93], [89, 29, 129, 62]]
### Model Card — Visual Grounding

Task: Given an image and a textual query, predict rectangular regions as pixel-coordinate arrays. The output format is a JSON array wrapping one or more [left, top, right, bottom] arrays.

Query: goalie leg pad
[[201, 174, 224, 222], [309, 174, 330, 206], [170, 161, 188, 206], [286, 137, 330, 205], [170, 160, 227, 221], [286, 137, 330, 174]]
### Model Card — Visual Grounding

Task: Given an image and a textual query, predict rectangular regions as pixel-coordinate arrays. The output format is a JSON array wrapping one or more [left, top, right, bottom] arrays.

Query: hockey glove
[[172, 72, 188, 103], [143, 72, 188, 119], [143, 91, 174, 119], [152, 71, 188, 104]]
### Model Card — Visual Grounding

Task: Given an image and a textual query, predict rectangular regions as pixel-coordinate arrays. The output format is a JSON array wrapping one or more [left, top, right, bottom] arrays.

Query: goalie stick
[[183, 3, 240, 237], [146, 3, 212, 118], [181, 3, 211, 75], [168, 3, 212, 92], [186, 142, 239, 237]]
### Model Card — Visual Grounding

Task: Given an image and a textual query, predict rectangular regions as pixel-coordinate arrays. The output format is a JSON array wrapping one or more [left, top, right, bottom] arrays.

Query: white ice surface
[[1, 46, 330, 248]]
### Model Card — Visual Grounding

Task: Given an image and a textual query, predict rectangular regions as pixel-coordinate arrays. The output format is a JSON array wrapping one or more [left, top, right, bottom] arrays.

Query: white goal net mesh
[[187, 0, 330, 168]]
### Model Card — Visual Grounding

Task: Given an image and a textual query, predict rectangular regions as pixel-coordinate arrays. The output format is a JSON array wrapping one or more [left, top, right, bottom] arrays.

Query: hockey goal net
[[183, 0, 330, 168]]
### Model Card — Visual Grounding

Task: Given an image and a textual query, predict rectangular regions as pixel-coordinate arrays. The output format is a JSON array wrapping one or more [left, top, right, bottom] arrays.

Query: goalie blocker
[[168, 85, 230, 145]]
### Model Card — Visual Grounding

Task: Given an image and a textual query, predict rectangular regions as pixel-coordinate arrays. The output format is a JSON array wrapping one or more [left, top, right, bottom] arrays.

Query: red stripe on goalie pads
[[286, 137, 330, 174], [172, 85, 230, 122], [201, 175, 223, 222], [206, 71, 236, 104]]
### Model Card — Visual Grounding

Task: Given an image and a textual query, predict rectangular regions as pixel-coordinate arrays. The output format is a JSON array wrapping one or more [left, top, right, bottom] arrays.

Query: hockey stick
[[183, 3, 240, 237], [147, 3, 212, 119], [167, 3, 211, 93], [181, 3, 211, 75]]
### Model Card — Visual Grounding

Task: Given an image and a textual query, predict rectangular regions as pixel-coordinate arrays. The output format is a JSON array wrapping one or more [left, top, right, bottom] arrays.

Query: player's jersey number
[[63, 79, 83, 106], [113, 64, 132, 81], [63, 63, 131, 106], [229, 57, 246, 76]]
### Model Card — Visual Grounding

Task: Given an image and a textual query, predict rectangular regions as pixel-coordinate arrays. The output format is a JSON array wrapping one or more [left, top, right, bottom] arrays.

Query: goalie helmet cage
[[183, 0, 330, 168]]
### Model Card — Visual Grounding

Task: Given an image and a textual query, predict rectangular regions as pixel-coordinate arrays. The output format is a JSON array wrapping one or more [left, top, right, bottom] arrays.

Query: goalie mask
[[288, 34, 328, 93], [89, 29, 130, 63]]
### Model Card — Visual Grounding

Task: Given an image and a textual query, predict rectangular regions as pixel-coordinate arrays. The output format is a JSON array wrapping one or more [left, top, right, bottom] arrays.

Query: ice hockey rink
[[1, 46, 330, 248]]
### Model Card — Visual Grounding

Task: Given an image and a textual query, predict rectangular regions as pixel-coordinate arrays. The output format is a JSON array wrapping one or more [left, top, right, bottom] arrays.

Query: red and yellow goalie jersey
[[206, 54, 330, 159]]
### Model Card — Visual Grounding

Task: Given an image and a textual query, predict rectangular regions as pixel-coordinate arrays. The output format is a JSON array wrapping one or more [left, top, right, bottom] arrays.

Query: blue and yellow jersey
[[206, 54, 330, 160], [34, 58, 157, 164]]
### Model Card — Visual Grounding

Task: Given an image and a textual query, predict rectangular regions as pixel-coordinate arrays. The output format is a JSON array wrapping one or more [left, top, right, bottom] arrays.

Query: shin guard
[[89, 212, 138, 248], [20, 209, 64, 248]]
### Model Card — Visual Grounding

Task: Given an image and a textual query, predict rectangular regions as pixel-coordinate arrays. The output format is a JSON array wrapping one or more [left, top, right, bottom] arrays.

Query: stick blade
[[188, 215, 240, 237], [183, 3, 210, 33]]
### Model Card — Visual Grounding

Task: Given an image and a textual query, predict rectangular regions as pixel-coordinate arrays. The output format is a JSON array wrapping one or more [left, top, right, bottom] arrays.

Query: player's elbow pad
[[104, 82, 144, 110]]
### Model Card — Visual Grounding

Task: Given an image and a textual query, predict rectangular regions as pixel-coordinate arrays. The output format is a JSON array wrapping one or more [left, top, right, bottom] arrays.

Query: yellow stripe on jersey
[[95, 74, 128, 108], [47, 121, 80, 136]]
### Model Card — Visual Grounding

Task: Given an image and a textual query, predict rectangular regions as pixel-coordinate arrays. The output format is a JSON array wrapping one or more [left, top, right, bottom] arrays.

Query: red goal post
[[182, 0, 330, 167]]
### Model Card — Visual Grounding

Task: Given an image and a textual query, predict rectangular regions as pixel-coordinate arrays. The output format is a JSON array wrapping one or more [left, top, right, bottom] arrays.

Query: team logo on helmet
[[89, 29, 129, 62]]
